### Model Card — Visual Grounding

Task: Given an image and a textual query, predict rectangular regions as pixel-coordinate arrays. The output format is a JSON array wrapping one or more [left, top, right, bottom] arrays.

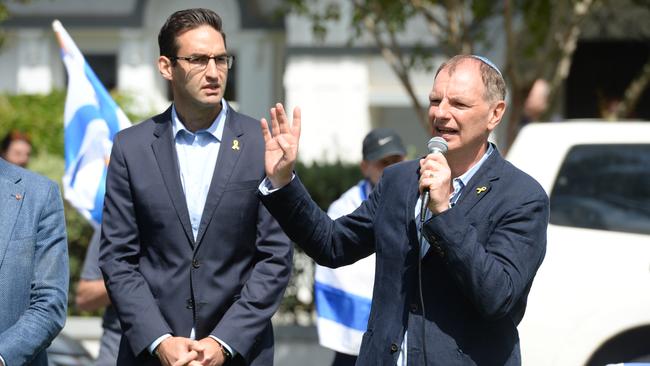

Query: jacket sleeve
[[0, 181, 68, 366], [210, 203, 293, 362], [259, 175, 376, 269], [99, 133, 172, 356]]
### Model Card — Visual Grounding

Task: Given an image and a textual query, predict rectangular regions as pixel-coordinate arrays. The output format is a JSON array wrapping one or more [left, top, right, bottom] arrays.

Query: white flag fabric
[[53, 20, 131, 226]]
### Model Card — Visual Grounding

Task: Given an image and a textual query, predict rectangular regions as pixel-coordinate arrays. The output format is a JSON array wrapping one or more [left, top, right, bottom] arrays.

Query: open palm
[[260, 103, 301, 188]]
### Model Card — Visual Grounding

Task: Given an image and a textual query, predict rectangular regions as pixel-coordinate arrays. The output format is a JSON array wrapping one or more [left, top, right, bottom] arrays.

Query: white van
[[507, 121, 650, 365]]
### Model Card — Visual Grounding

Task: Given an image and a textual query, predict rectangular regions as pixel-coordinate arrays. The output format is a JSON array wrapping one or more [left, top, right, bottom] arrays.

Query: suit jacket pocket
[[223, 179, 260, 192]]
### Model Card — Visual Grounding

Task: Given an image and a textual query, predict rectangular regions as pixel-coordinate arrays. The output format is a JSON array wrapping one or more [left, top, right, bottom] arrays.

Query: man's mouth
[[435, 126, 458, 134]]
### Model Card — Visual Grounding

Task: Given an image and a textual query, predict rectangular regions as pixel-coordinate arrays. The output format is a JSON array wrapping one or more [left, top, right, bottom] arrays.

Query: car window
[[549, 144, 650, 235]]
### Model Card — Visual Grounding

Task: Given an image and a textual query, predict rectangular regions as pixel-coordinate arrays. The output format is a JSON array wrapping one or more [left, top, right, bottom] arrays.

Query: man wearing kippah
[[314, 128, 406, 366], [259, 54, 550, 365]]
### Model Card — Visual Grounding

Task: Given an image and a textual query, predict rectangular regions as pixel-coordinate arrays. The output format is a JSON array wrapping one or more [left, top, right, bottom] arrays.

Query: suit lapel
[[150, 108, 195, 247], [194, 108, 244, 247], [0, 160, 24, 268], [455, 150, 502, 212]]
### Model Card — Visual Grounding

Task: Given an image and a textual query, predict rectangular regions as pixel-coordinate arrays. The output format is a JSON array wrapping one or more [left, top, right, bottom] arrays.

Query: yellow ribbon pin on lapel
[[232, 139, 240, 151], [476, 186, 487, 195]]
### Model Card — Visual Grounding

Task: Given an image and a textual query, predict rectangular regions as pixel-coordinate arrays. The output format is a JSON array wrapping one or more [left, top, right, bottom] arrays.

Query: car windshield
[[549, 144, 650, 235]]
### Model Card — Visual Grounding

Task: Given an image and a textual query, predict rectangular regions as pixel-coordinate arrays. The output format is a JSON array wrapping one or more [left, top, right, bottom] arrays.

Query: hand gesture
[[156, 336, 199, 366], [260, 103, 301, 189], [186, 337, 226, 366]]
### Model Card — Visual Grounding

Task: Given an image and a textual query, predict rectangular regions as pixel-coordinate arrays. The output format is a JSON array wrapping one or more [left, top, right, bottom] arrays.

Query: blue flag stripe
[[84, 63, 120, 139], [89, 167, 107, 224], [315, 281, 372, 331]]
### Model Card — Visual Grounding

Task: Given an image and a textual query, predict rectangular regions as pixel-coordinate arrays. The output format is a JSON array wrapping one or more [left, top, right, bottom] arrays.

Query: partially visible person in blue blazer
[[259, 54, 550, 365], [0, 157, 69, 366]]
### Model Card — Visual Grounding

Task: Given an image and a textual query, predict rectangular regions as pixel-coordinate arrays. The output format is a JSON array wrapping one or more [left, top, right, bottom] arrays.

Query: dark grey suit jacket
[[261, 149, 549, 365], [100, 105, 292, 366]]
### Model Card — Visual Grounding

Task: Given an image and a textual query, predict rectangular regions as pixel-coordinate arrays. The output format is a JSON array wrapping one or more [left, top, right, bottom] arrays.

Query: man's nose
[[433, 99, 450, 119]]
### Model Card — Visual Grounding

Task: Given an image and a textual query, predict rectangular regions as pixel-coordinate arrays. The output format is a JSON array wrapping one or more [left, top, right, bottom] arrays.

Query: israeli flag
[[53, 20, 131, 226]]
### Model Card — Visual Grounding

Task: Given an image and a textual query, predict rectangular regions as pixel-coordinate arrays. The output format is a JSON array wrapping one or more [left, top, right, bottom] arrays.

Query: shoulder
[[495, 154, 548, 202], [114, 108, 171, 143], [228, 108, 263, 133], [0, 161, 59, 198], [381, 159, 419, 182]]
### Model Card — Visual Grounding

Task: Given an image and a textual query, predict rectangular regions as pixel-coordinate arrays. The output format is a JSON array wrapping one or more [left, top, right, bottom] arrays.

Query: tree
[[284, 0, 642, 147]]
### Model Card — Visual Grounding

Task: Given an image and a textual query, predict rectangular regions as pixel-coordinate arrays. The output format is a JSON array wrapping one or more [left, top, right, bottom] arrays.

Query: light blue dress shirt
[[149, 100, 235, 357]]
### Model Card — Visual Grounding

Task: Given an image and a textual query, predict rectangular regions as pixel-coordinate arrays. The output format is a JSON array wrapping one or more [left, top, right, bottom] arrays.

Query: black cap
[[362, 128, 407, 161]]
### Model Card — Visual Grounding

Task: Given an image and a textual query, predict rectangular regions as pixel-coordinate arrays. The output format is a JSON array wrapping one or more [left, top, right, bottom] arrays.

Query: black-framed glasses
[[171, 54, 234, 70]]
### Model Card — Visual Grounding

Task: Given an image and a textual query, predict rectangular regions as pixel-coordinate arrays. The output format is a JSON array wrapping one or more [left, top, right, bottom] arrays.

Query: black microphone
[[419, 137, 448, 221]]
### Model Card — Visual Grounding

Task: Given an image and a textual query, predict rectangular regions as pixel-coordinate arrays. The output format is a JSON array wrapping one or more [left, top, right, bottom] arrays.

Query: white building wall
[[284, 57, 370, 163]]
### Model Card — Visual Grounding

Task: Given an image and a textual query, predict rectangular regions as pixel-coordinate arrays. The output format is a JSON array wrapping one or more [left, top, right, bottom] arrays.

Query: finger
[[275, 103, 289, 135], [173, 350, 198, 366], [276, 135, 294, 160], [270, 107, 281, 138], [260, 118, 273, 143], [291, 106, 301, 139], [189, 341, 206, 353]]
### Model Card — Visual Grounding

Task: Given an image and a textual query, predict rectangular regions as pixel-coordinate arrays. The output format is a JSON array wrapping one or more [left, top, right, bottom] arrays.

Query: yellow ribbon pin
[[232, 139, 240, 151], [476, 186, 487, 195]]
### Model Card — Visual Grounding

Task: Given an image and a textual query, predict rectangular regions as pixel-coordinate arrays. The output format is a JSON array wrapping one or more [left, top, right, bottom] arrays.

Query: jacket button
[[390, 343, 399, 353], [192, 259, 200, 269], [186, 299, 194, 309], [410, 303, 418, 312]]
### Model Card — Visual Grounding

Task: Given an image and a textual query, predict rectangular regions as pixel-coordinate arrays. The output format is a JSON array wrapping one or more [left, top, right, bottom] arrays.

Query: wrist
[[216, 341, 232, 361]]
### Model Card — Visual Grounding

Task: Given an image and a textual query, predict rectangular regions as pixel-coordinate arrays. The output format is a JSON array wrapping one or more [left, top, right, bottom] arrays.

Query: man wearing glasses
[[99, 8, 292, 366]]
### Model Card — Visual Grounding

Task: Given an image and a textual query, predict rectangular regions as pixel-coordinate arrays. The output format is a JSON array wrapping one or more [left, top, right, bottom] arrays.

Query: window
[[550, 144, 650, 235], [85, 54, 117, 90]]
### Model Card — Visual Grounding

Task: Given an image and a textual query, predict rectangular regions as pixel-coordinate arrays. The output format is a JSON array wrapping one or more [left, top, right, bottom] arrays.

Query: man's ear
[[487, 100, 506, 131], [158, 56, 173, 81]]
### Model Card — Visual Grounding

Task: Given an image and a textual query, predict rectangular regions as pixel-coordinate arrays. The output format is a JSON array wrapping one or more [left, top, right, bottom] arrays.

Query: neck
[[175, 102, 223, 132], [447, 142, 489, 179]]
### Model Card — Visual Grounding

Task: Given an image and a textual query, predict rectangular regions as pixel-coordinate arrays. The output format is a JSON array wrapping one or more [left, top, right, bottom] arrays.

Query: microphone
[[420, 137, 448, 221]]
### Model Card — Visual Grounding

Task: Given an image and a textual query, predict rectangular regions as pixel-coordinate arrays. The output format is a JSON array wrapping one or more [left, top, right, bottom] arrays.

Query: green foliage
[[0, 90, 143, 315], [0, 91, 66, 155], [295, 160, 363, 210]]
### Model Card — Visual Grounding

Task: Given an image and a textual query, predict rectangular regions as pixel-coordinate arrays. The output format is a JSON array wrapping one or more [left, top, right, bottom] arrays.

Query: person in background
[[259, 54, 550, 365], [315, 128, 406, 366], [0, 155, 68, 365], [75, 229, 120, 366], [1, 130, 32, 168], [99, 8, 292, 366]]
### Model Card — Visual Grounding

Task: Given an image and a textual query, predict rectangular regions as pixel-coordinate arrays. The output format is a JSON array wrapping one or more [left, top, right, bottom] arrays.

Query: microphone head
[[427, 136, 448, 154]]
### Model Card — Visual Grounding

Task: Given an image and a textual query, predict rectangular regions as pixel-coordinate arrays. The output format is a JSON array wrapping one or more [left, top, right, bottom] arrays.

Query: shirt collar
[[171, 99, 228, 141], [455, 142, 495, 187]]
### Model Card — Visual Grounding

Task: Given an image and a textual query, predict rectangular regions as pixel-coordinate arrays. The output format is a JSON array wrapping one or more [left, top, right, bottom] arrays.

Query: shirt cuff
[[209, 336, 237, 357], [0, 353, 5, 366], [149, 333, 172, 355], [258, 174, 295, 195]]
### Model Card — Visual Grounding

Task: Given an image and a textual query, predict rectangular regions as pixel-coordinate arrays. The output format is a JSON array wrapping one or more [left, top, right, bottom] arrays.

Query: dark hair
[[1, 130, 31, 154], [435, 54, 507, 102], [158, 8, 227, 62]]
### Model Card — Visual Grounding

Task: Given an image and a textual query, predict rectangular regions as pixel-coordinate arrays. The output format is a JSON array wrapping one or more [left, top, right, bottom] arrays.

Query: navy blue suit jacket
[[261, 149, 548, 365], [100, 105, 292, 366]]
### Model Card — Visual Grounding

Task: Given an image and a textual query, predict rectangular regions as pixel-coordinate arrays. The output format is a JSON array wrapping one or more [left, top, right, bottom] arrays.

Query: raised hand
[[260, 103, 301, 188]]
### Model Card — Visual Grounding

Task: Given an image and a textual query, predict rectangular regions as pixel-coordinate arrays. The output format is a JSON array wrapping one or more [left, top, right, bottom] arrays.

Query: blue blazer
[[261, 150, 549, 365], [99, 105, 292, 366], [0, 158, 68, 366]]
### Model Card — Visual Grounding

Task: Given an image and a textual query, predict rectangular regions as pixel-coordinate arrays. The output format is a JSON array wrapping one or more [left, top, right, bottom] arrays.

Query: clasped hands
[[157, 336, 227, 366]]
